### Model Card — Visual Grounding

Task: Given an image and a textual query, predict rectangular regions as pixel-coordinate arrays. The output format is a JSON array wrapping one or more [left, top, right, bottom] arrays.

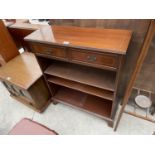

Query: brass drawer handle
[[87, 55, 97, 62]]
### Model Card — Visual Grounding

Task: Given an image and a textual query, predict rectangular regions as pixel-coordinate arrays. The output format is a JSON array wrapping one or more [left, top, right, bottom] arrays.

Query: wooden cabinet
[[25, 25, 132, 127], [0, 52, 51, 112]]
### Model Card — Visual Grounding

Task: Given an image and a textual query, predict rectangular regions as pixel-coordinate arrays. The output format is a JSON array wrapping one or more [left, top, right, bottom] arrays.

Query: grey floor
[[0, 82, 155, 135]]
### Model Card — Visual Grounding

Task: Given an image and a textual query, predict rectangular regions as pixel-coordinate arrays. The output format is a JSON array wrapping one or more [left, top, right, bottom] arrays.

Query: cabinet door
[[2, 81, 33, 103], [2, 81, 17, 96], [20, 89, 33, 101], [13, 85, 33, 101]]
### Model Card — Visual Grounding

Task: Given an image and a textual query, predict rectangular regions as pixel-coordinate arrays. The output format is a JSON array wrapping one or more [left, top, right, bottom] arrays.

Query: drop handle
[[87, 55, 97, 61]]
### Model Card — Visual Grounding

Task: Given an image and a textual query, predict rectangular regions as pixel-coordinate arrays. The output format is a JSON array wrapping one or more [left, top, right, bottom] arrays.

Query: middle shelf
[[44, 61, 116, 91]]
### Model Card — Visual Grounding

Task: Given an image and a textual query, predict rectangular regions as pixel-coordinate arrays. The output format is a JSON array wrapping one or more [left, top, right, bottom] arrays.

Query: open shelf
[[48, 76, 113, 101], [52, 86, 112, 119], [45, 62, 116, 91]]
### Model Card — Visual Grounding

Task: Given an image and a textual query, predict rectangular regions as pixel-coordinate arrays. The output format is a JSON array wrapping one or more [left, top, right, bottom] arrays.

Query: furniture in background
[[0, 52, 51, 112], [24, 25, 132, 127], [9, 118, 58, 135], [114, 20, 155, 131], [7, 22, 42, 51], [3, 19, 31, 50], [0, 20, 19, 66], [6, 20, 48, 51]]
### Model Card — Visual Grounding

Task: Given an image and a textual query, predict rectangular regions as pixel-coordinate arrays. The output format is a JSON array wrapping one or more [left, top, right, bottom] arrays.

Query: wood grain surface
[[0, 52, 42, 89]]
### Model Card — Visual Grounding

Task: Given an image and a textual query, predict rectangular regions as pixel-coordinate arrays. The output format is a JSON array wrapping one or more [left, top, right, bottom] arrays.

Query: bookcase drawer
[[70, 48, 118, 69], [30, 43, 67, 59]]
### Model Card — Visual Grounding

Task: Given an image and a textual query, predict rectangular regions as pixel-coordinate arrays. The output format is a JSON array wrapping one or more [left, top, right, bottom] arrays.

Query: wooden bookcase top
[[24, 25, 132, 55]]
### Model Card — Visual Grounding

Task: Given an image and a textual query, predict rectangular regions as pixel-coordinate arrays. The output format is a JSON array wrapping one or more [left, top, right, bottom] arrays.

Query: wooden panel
[[47, 76, 114, 100], [0, 52, 42, 89], [25, 25, 132, 55], [44, 61, 116, 91], [29, 42, 67, 59], [0, 20, 19, 64], [53, 86, 112, 119], [29, 77, 51, 109], [70, 48, 118, 69]]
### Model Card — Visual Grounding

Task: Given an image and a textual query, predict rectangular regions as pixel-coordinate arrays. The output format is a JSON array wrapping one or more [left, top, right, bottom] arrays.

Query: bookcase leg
[[108, 121, 114, 128]]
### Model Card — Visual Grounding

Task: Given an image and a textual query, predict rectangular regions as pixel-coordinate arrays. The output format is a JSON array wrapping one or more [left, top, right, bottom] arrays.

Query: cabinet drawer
[[30, 43, 67, 59], [70, 49, 118, 69]]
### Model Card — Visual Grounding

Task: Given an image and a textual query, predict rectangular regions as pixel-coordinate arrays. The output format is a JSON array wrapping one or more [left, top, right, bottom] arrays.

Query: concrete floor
[[0, 82, 155, 135]]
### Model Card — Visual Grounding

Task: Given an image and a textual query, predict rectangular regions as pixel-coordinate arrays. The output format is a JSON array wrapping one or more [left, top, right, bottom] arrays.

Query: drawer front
[[30, 43, 66, 59], [70, 49, 118, 69]]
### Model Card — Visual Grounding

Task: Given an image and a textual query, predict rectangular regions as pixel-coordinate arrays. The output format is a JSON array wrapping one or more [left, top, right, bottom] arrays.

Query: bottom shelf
[[53, 86, 112, 119]]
